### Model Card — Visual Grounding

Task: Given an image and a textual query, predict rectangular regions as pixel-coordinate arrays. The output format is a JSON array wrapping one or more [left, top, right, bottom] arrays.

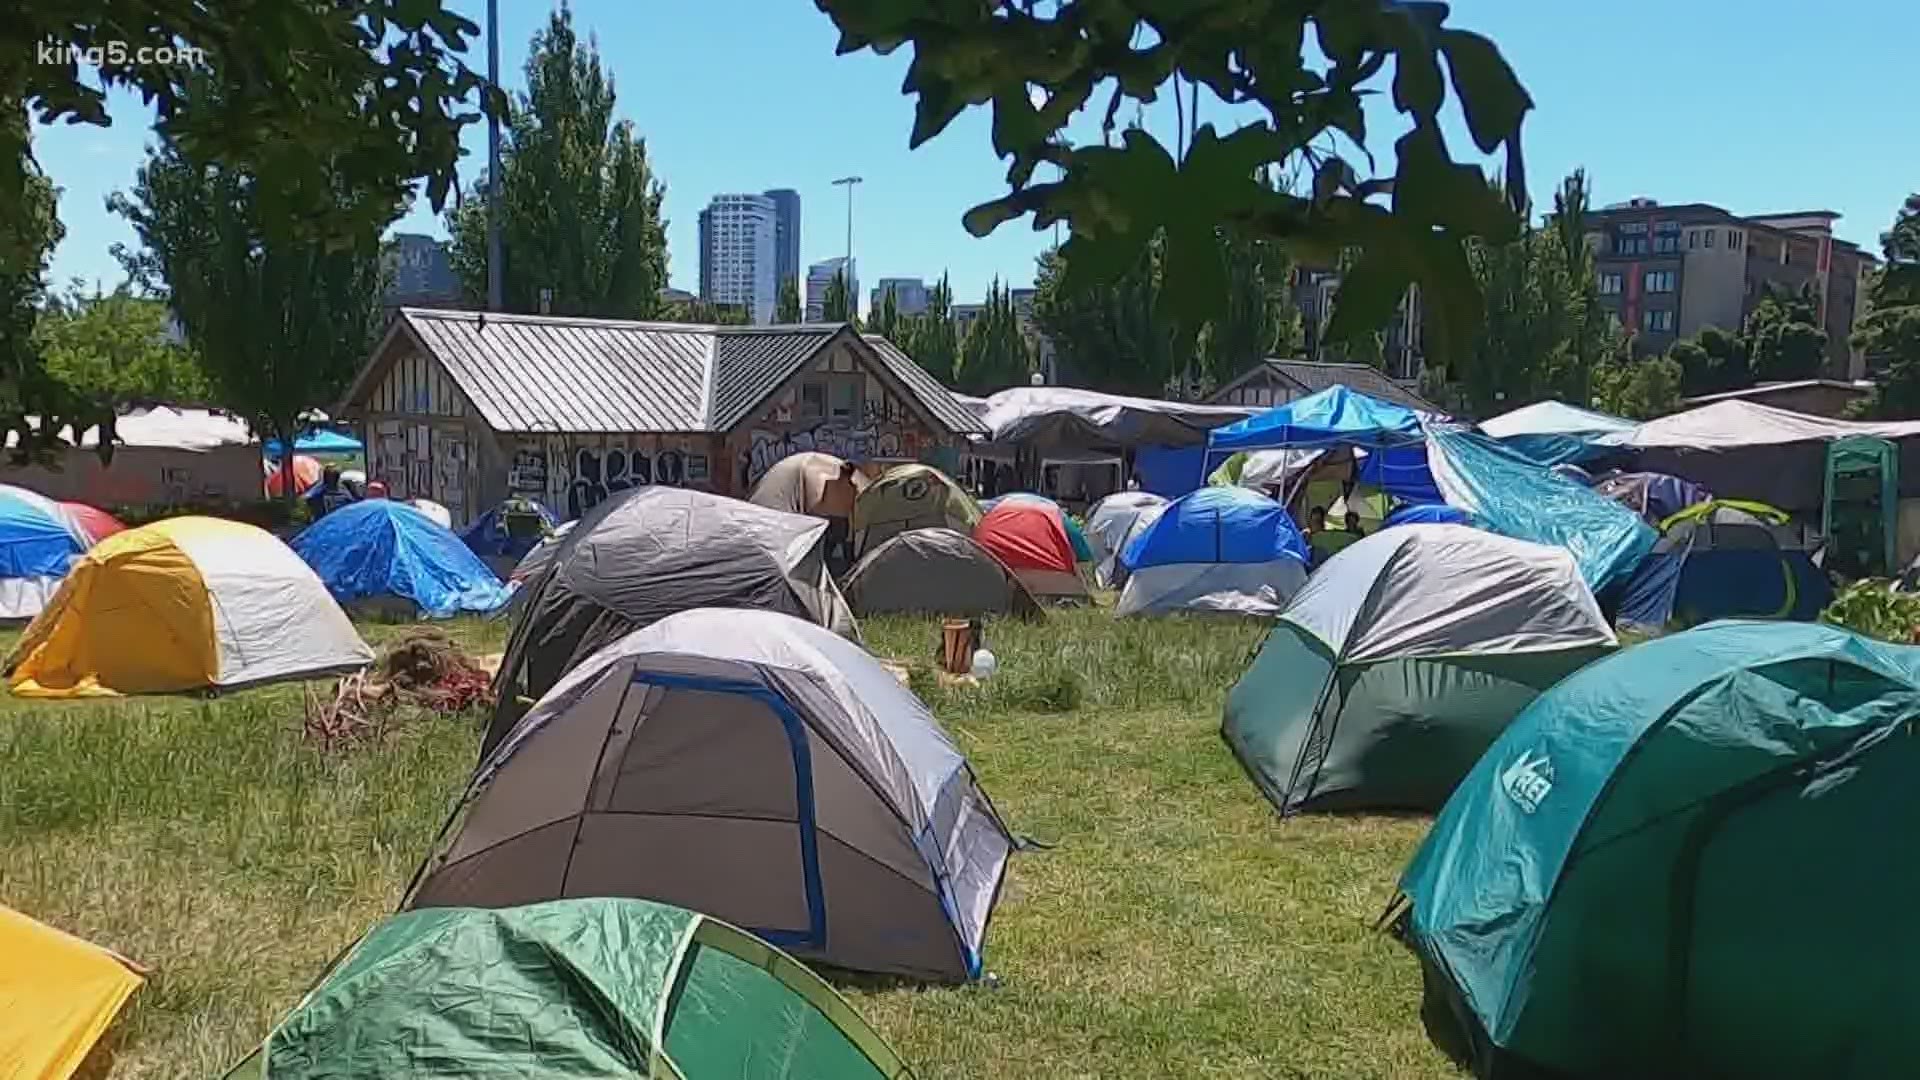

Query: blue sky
[[33, 1, 1916, 313]]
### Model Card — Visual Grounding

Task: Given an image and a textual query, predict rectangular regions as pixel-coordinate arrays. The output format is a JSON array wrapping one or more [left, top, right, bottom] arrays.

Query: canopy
[[486, 487, 858, 755], [1384, 502, 1470, 528], [1225, 525, 1616, 815], [973, 386, 1256, 451], [8, 516, 372, 698], [0, 484, 89, 619], [1114, 487, 1309, 618], [844, 528, 1042, 619], [1479, 400, 1635, 465], [1207, 385, 1426, 454], [262, 428, 363, 458], [1, 905, 144, 1080], [851, 464, 980, 557], [1426, 426, 1656, 593], [292, 499, 511, 618], [974, 500, 1088, 601], [748, 452, 863, 518], [1401, 620, 1920, 1078], [419, 609, 1012, 984], [227, 898, 911, 1079]]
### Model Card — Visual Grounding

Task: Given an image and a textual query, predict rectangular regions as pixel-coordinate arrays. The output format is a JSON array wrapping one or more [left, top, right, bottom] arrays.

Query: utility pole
[[485, 0, 504, 312], [831, 175, 862, 321]]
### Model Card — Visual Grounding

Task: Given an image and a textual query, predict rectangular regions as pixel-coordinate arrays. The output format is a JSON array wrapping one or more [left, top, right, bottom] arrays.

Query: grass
[[0, 609, 1449, 1079]]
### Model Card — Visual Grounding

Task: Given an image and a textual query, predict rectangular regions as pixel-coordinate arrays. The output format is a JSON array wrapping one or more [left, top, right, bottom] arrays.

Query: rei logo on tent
[[1501, 748, 1554, 814]]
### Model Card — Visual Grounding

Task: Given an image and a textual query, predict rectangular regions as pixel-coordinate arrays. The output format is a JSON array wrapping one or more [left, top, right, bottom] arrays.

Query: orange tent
[[263, 455, 324, 497], [973, 501, 1089, 602]]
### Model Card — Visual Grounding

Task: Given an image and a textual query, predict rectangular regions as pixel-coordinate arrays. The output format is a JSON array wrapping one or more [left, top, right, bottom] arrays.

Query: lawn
[[0, 609, 1450, 1079]]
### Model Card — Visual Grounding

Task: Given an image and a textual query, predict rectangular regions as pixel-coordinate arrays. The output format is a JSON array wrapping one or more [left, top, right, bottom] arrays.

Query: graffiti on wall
[[743, 422, 913, 489], [507, 447, 547, 493], [561, 441, 709, 518]]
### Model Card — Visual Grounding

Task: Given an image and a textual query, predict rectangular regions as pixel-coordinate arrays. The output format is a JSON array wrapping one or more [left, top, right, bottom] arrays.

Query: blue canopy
[[294, 499, 511, 618], [460, 499, 561, 560], [1356, 444, 1444, 504], [264, 428, 364, 458], [1426, 426, 1656, 593], [1384, 502, 1471, 529], [1133, 444, 1208, 497], [1120, 486, 1308, 570], [1207, 385, 1425, 454]]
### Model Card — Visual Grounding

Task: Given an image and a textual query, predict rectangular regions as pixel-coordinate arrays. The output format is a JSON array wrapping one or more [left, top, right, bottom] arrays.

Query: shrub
[[1819, 578, 1920, 643]]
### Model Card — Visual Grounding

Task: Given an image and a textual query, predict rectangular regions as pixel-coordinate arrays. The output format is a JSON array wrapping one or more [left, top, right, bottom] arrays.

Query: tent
[[414, 608, 1012, 983], [1, 904, 144, 1080], [1114, 486, 1309, 618], [486, 487, 858, 755], [291, 499, 511, 618], [1398, 620, 1920, 1079], [226, 898, 910, 1079], [1591, 470, 1711, 525], [1478, 400, 1636, 465], [460, 497, 560, 565], [263, 455, 323, 497], [0, 484, 91, 619], [974, 499, 1090, 602], [748, 451, 862, 519], [59, 501, 125, 546], [7, 516, 373, 698], [1616, 500, 1832, 630], [1086, 491, 1168, 588], [407, 497, 452, 528], [844, 528, 1042, 619], [1383, 502, 1470, 529], [851, 464, 981, 557], [508, 519, 576, 584], [1207, 385, 1427, 454], [1224, 525, 1617, 815], [978, 494, 1094, 560]]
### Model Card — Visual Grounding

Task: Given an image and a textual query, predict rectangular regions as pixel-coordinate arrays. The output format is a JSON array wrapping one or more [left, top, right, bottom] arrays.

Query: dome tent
[[748, 451, 863, 518], [460, 496, 559, 571], [843, 528, 1042, 619], [0, 483, 90, 619], [851, 463, 981, 557], [59, 501, 125, 546], [487, 487, 858, 756], [1398, 621, 1920, 1079], [973, 499, 1089, 602], [979, 493, 1094, 561], [1224, 525, 1616, 815], [1114, 486, 1309, 618], [1085, 491, 1167, 589], [1616, 499, 1831, 631], [1, 904, 144, 1080], [1591, 470, 1711, 526], [224, 898, 911, 1080], [8, 517, 372, 698], [413, 608, 1012, 984], [292, 499, 511, 618]]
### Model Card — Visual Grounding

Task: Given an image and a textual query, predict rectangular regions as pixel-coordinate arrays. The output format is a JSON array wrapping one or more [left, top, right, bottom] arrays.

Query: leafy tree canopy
[[1851, 195, 1920, 419], [897, 273, 959, 385], [35, 286, 210, 411], [777, 276, 802, 323], [822, 270, 854, 323], [818, 0, 1532, 364], [956, 278, 1033, 394]]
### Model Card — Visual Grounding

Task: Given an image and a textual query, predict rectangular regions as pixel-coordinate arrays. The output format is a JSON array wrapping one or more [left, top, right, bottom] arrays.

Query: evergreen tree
[[776, 276, 801, 323], [956, 279, 1033, 394]]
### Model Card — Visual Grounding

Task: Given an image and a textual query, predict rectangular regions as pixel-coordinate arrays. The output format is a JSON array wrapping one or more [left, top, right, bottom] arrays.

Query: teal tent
[[1399, 620, 1920, 1079], [1224, 524, 1616, 815], [227, 898, 912, 1079]]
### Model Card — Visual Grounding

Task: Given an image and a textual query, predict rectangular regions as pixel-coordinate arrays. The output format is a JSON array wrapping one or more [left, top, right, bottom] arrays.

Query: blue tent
[[1207, 385, 1425, 454], [460, 498, 561, 561], [294, 500, 511, 618], [1616, 501, 1832, 630], [1384, 502, 1471, 529], [264, 428, 364, 458], [1120, 486, 1308, 570]]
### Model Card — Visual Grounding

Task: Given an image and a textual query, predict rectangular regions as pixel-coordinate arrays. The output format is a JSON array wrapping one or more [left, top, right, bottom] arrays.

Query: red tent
[[974, 501, 1089, 602], [264, 455, 324, 497], [58, 502, 126, 546]]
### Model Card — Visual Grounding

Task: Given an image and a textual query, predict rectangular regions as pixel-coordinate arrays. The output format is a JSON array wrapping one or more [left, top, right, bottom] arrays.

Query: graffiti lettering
[[743, 422, 915, 488]]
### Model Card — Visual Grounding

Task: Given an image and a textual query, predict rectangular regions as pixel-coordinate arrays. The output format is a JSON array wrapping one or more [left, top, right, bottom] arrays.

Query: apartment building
[[869, 277, 929, 316], [805, 257, 858, 322], [1586, 198, 1871, 376], [697, 194, 778, 324]]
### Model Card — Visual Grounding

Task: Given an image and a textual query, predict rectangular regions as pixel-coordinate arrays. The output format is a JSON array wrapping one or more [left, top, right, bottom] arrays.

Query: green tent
[[1399, 619, 1920, 1078], [1224, 524, 1616, 815], [226, 898, 912, 1079]]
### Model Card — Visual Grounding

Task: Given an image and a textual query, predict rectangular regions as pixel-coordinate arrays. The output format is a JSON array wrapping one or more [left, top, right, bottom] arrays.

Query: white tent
[[1085, 491, 1167, 588]]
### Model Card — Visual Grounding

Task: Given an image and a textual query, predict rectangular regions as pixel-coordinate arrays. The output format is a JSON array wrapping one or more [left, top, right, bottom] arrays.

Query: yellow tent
[[0, 905, 143, 1079], [7, 516, 372, 698]]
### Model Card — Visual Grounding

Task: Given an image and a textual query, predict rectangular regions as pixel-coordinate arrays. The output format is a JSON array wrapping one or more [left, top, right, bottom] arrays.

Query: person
[[1308, 505, 1360, 564], [1343, 510, 1365, 537], [364, 480, 389, 500], [305, 465, 356, 520], [823, 461, 858, 575], [1305, 506, 1328, 535]]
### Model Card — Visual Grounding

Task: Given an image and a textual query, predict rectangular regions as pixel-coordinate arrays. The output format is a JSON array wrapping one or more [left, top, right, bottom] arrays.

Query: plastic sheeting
[[1479, 400, 1635, 465], [293, 500, 511, 618], [972, 386, 1256, 450], [1132, 444, 1208, 496], [1591, 471, 1712, 526], [1425, 426, 1656, 593], [0, 904, 143, 1080], [1384, 503, 1471, 528]]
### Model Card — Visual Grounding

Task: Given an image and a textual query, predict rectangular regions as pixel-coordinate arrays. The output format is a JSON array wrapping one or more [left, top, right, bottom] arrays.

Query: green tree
[[1744, 284, 1827, 382], [1198, 229, 1300, 391], [1850, 196, 1920, 419], [660, 299, 750, 325], [1032, 241, 1179, 397], [0, 122, 77, 461], [821, 2, 1531, 367], [447, 6, 667, 318], [869, 284, 902, 342], [1668, 325, 1749, 397], [776, 276, 802, 323], [113, 81, 393, 501], [956, 279, 1033, 394], [822, 270, 854, 323], [1592, 353, 1684, 420], [898, 273, 959, 385], [35, 287, 210, 410]]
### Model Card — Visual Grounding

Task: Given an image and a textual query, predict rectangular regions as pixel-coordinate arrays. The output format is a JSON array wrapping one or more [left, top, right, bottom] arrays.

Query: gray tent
[[487, 487, 858, 755], [1085, 491, 1167, 589], [843, 528, 1042, 619], [410, 607, 1013, 984]]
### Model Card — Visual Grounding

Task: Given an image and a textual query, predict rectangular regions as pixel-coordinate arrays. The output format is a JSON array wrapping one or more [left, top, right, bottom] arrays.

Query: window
[[1653, 235, 1679, 253], [1643, 309, 1675, 333], [827, 376, 862, 420], [1598, 272, 1624, 295], [1652, 222, 1680, 252], [1614, 236, 1649, 256], [1644, 270, 1676, 293], [800, 381, 825, 419], [1704, 229, 1715, 249], [1618, 222, 1649, 234], [1687, 231, 1699, 250], [1729, 230, 1743, 250]]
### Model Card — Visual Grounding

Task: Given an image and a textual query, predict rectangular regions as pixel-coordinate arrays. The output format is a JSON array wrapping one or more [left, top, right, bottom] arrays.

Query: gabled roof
[[345, 309, 985, 437], [1218, 358, 1442, 414]]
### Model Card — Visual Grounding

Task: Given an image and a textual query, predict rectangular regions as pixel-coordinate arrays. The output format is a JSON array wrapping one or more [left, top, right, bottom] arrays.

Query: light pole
[[485, 0, 504, 312], [831, 175, 862, 320]]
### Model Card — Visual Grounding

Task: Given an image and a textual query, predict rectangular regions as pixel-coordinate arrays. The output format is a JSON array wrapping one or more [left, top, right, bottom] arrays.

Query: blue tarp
[[1426, 426, 1656, 593], [1384, 502, 1471, 529], [460, 499, 561, 560], [1356, 444, 1444, 504], [294, 499, 511, 618], [1478, 400, 1636, 466], [1133, 445, 1208, 498], [0, 487, 82, 578], [265, 429, 364, 457], [1207, 385, 1425, 454], [1120, 486, 1308, 570]]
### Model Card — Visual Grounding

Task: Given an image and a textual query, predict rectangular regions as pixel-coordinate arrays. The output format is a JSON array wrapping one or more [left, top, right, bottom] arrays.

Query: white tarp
[[1281, 524, 1617, 664], [973, 387, 1258, 450], [0, 406, 256, 452], [1479, 400, 1636, 439], [1598, 400, 1920, 450], [1114, 559, 1308, 618], [1085, 492, 1167, 588]]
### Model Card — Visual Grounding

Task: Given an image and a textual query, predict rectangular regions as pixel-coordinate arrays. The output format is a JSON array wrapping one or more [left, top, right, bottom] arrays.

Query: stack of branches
[[304, 629, 495, 749]]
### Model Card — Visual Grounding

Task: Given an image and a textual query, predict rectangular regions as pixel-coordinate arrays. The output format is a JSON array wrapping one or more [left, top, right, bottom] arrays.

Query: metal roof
[[359, 309, 983, 437]]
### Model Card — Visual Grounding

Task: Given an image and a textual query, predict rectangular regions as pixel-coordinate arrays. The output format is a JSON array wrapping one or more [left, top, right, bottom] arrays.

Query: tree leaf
[[1392, 127, 1516, 239], [1438, 29, 1533, 154], [1324, 247, 1413, 351]]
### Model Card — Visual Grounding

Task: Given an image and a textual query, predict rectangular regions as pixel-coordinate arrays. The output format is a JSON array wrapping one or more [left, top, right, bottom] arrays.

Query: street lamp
[[485, 0, 503, 312], [831, 175, 863, 320]]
